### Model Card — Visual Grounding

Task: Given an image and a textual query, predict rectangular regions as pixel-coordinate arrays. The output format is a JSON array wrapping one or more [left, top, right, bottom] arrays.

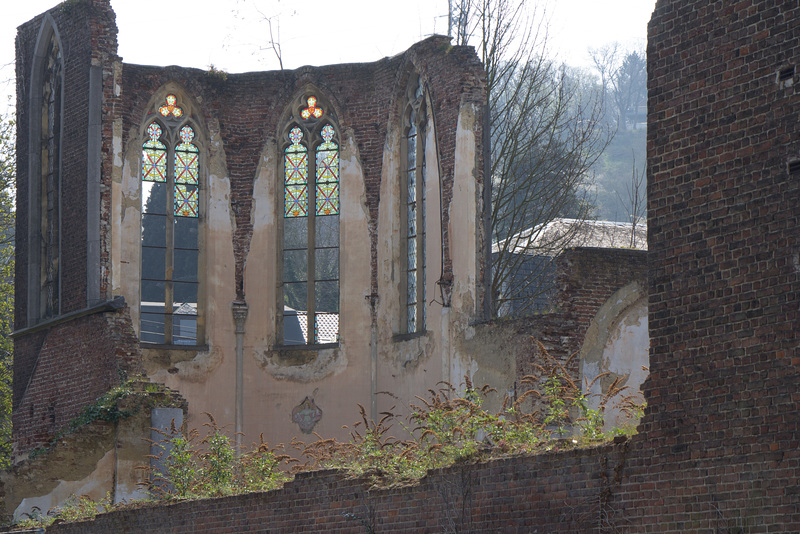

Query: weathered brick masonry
[[12, 2, 141, 454], [12, 0, 490, 472], [12, 310, 142, 453], [45, 444, 627, 534], [510, 247, 648, 382], [11, 0, 800, 530], [609, 0, 800, 530], [114, 39, 486, 301]]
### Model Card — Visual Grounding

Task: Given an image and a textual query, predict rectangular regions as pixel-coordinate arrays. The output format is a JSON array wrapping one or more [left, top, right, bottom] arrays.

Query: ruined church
[[5, 0, 653, 520], [10, 0, 493, 512]]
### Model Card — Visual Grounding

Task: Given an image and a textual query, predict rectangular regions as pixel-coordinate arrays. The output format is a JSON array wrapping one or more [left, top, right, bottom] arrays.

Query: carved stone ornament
[[291, 396, 323, 434]]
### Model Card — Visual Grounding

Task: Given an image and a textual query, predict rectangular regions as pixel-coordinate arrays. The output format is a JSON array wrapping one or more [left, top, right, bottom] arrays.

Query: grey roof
[[492, 218, 647, 256]]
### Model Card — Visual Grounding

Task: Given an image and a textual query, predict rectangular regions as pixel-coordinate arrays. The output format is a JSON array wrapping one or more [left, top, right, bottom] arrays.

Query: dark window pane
[[141, 247, 166, 281], [174, 217, 198, 250], [174, 249, 198, 282], [283, 250, 308, 283], [173, 282, 198, 308], [172, 316, 197, 345], [315, 248, 339, 280], [315, 280, 339, 313], [142, 181, 168, 215], [141, 214, 166, 247], [283, 306, 307, 345], [284, 216, 308, 250], [315, 215, 339, 248], [141, 280, 165, 304], [284, 281, 307, 312], [141, 312, 165, 344]]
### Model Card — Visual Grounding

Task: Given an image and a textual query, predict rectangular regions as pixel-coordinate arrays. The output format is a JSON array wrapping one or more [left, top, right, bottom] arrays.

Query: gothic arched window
[[281, 96, 340, 345], [140, 94, 201, 345], [402, 76, 427, 334], [40, 34, 62, 320]]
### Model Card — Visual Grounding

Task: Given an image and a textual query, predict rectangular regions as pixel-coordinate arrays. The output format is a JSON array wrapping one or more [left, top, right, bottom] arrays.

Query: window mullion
[[416, 123, 425, 331], [400, 125, 409, 334], [307, 148, 317, 344], [164, 147, 175, 344]]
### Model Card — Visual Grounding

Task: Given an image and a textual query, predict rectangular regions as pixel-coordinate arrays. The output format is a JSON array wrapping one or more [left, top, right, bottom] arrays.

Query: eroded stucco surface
[[580, 282, 649, 431]]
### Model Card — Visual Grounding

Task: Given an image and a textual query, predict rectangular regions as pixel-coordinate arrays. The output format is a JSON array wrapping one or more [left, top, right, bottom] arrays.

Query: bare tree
[[590, 44, 647, 129], [230, 1, 285, 70], [449, 0, 611, 316], [589, 44, 647, 222], [617, 154, 646, 249]]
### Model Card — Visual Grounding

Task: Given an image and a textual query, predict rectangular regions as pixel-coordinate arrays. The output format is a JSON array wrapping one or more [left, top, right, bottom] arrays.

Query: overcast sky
[[1, 0, 656, 116]]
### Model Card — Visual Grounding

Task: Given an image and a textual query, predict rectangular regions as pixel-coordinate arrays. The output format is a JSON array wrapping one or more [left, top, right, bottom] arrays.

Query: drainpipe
[[367, 293, 379, 423], [438, 280, 453, 387], [231, 300, 249, 456]]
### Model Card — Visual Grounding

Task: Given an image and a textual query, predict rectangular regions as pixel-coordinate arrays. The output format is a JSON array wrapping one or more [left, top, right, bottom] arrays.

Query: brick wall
[[516, 247, 648, 380], [14, 0, 117, 328], [12, 308, 143, 453], [13, 0, 125, 454], [43, 443, 626, 534], [56, 0, 799, 529], [113, 37, 486, 302], [605, 0, 800, 530], [13, 0, 800, 530]]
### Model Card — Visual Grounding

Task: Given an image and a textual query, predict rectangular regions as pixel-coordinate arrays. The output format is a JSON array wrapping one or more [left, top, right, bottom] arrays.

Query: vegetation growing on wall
[[27, 380, 183, 461], [0, 114, 15, 468], [8, 343, 644, 529]]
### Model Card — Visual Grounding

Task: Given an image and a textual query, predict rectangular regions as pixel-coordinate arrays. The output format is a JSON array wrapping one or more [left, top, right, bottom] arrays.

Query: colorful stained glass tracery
[[315, 124, 339, 216], [285, 127, 309, 217], [174, 184, 199, 217], [175, 126, 199, 185], [282, 104, 340, 346], [142, 123, 167, 182], [300, 96, 324, 120], [159, 94, 184, 118], [141, 114, 200, 346]]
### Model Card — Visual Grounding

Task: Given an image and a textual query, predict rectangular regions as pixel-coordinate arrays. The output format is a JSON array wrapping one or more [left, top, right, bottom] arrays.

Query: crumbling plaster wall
[[102, 28, 488, 445], [11, 0, 489, 513], [449, 247, 649, 416], [3, 382, 188, 520], [580, 281, 648, 431]]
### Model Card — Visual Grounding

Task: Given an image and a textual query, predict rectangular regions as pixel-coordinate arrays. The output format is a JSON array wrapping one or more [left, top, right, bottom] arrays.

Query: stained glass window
[[142, 123, 167, 182], [404, 77, 427, 334], [301, 96, 324, 120], [285, 127, 308, 217], [175, 126, 199, 184], [174, 184, 199, 217], [315, 124, 339, 216], [159, 94, 184, 118], [282, 99, 340, 346], [40, 34, 62, 320], [174, 125, 199, 219], [140, 104, 200, 345]]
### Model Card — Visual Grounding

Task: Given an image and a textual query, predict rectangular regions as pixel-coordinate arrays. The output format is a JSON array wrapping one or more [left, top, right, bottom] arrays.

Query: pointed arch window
[[402, 77, 427, 334], [140, 95, 201, 345], [281, 96, 340, 346], [39, 34, 62, 320]]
